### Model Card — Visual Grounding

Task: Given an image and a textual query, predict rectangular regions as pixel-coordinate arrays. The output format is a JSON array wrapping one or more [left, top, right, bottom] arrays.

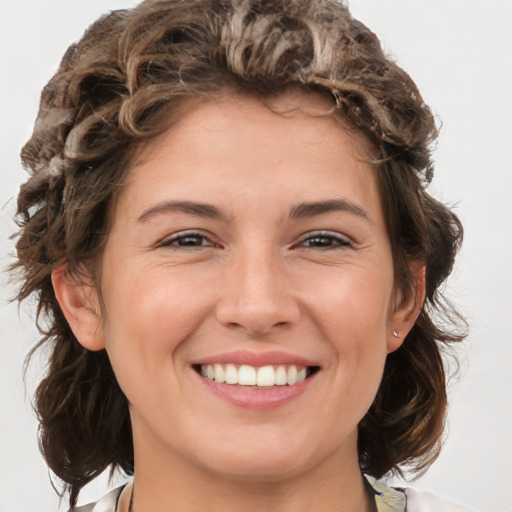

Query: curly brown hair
[[13, 0, 465, 505]]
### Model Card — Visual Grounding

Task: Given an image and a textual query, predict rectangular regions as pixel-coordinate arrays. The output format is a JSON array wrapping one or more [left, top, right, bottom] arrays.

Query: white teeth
[[214, 363, 225, 383], [275, 366, 287, 385], [225, 364, 238, 384], [287, 366, 298, 385], [199, 363, 311, 387], [238, 365, 257, 385], [256, 365, 275, 387]]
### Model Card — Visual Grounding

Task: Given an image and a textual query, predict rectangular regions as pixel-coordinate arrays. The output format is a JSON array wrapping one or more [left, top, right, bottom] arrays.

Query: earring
[[392, 330, 400, 338]]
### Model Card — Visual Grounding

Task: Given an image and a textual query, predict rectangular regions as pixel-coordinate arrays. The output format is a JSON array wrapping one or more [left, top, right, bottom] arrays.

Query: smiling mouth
[[193, 363, 320, 388]]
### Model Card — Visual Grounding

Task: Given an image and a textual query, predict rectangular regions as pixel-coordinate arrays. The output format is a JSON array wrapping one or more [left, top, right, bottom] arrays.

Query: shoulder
[[68, 486, 125, 512], [404, 488, 475, 512]]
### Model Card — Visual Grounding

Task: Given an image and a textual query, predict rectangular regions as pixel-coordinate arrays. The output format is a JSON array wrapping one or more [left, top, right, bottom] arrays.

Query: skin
[[53, 90, 423, 512]]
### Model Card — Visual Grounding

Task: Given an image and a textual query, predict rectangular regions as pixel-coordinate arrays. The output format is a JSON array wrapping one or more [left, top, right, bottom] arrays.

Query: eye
[[298, 231, 353, 249], [158, 231, 217, 248]]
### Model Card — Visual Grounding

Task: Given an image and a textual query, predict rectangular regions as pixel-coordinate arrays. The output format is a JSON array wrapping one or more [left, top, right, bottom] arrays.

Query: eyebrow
[[138, 200, 229, 223], [289, 199, 370, 222], [137, 198, 370, 224]]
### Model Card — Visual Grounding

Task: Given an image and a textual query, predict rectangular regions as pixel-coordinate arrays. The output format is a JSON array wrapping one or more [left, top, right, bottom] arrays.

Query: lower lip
[[196, 371, 317, 410]]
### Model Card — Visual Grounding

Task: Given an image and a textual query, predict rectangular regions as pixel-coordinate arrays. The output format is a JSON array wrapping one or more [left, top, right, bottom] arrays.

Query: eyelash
[[158, 231, 218, 248], [297, 231, 353, 250], [158, 230, 352, 250]]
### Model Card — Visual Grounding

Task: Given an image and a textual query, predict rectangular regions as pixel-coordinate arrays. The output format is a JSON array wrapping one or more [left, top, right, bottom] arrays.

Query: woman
[[13, 0, 470, 510]]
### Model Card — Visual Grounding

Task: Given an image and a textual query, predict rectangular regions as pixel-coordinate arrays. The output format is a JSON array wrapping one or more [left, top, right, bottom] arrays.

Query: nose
[[215, 248, 300, 336]]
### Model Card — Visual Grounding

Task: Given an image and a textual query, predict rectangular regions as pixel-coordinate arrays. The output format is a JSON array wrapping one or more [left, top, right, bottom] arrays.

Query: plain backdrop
[[1, 1, 511, 511]]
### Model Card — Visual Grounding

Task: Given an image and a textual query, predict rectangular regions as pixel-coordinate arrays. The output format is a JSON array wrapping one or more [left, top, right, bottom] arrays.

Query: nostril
[[215, 290, 300, 336]]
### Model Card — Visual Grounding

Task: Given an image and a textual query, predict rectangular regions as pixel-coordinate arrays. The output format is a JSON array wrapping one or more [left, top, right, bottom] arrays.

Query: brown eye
[[175, 235, 208, 246], [300, 231, 352, 249], [159, 231, 215, 248]]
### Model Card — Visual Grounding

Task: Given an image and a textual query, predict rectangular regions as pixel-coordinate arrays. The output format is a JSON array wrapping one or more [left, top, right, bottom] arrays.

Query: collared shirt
[[366, 476, 475, 512]]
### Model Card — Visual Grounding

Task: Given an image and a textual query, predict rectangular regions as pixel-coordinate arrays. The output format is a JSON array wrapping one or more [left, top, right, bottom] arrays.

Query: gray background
[[1, 1, 511, 511]]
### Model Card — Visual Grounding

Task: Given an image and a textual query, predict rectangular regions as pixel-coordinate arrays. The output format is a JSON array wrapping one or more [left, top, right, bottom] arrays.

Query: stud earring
[[392, 330, 400, 338]]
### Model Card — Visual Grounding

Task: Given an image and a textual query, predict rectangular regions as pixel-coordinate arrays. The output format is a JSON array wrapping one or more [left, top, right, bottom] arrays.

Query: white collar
[[365, 475, 407, 512]]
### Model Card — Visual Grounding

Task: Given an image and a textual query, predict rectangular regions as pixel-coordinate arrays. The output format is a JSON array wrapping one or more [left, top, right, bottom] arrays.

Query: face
[[71, 91, 416, 482]]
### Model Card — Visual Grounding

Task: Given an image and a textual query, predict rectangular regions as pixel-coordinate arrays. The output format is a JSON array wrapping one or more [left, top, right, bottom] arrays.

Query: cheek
[[302, 267, 392, 404], [100, 268, 214, 386], [303, 266, 393, 342], [104, 257, 213, 333]]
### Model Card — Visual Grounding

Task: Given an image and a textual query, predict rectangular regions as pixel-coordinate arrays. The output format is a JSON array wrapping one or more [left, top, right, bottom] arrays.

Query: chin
[[189, 432, 325, 483], [204, 454, 309, 483]]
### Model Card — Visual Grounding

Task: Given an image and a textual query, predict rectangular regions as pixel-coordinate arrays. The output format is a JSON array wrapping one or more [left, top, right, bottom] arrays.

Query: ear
[[387, 263, 426, 353], [51, 264, 106, 351]]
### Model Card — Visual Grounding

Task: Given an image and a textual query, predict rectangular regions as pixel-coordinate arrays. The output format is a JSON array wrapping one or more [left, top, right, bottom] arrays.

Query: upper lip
[[193, 349, 320, 368]]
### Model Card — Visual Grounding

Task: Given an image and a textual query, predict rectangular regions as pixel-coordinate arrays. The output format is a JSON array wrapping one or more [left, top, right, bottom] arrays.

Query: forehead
[[131, 88, 373, 172], [119, 89, 381, 221]]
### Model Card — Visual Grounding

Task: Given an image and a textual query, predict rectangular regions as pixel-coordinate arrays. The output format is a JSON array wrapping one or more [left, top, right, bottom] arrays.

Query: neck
[[126, 432, 373, 512]]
